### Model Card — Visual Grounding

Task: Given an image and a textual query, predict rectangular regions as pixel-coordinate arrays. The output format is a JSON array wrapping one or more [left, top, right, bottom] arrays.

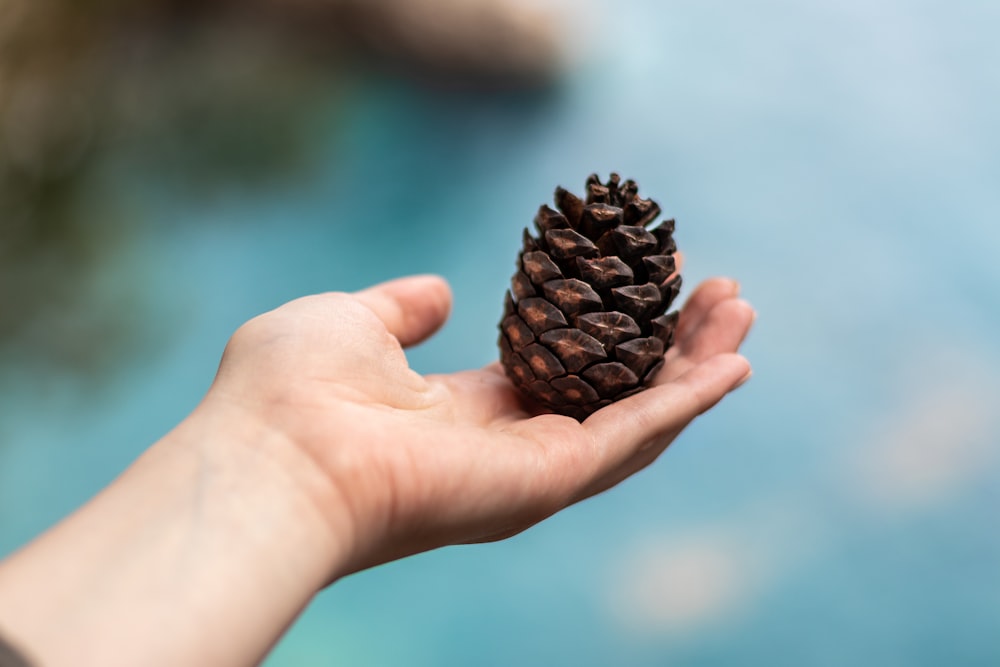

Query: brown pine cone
[[498, 173, 681, 421]]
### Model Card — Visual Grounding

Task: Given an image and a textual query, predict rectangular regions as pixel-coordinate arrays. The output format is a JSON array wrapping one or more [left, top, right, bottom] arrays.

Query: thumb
[[353, 275, 453, 347]]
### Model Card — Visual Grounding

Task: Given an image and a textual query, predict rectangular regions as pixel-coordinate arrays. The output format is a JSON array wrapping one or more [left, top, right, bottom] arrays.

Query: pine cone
[[498, 173, 681, 421]]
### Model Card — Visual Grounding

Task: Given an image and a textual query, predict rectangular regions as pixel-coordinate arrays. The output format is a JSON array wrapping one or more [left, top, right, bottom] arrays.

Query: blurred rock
[[325, 0, 570, 87]]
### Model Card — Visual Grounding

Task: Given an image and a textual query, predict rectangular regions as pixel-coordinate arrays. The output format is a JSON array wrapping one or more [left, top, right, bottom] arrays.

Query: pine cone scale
[[538, 328, 607, 373], [576, 311, 642, 349], [522, 251, 563, 283], [516, 297, 568, 336]]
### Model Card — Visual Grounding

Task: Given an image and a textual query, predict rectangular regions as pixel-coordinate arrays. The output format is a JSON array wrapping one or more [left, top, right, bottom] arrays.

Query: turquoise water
[[3, 0, 1000, 664]]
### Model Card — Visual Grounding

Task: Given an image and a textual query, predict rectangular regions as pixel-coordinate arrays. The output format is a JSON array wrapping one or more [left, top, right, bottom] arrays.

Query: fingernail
[[735, 370, 753, 389]]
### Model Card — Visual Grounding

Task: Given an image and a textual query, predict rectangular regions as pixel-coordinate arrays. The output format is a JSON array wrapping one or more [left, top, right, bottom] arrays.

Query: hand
[[0, 268, 754, 667], [207, 269, 755, 579]]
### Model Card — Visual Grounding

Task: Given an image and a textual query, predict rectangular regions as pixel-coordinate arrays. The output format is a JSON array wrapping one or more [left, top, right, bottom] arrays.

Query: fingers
[[655, 275, 755, 385], [576, 352, 751, 499], [659, 296, 755, 383], [353, 275, 453, 347], [674, 277, 740, 343], [585, 352, 750, 453], [680, 297, 755, 356]]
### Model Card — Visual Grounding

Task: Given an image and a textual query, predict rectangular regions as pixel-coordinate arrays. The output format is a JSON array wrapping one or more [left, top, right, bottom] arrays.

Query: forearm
[[0, 400, 346, 667]]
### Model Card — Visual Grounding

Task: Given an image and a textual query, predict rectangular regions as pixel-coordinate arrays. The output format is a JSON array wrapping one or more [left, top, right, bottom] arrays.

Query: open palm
[[209, 271, 754, 576]]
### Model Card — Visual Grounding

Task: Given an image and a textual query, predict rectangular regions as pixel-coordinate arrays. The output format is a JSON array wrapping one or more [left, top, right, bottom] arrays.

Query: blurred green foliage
[[0, 0, 343, 386]]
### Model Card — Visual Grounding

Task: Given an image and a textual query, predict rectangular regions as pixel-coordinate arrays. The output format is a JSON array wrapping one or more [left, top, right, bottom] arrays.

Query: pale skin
[[0, 268, 754, 667]]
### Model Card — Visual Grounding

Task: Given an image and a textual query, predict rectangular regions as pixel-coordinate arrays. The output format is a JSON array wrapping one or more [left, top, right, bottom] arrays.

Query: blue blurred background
[[2, 0, 999, 664]]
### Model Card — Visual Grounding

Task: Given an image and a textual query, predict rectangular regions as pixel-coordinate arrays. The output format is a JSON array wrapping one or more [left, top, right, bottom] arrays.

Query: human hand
[[205, 268, 754, 580], [0, 267, 753, 667]]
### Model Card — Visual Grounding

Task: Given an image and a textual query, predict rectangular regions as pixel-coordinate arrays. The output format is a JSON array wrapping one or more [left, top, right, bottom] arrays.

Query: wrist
[[173, 395, 356, 587], [0, 397, 354, 667]]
